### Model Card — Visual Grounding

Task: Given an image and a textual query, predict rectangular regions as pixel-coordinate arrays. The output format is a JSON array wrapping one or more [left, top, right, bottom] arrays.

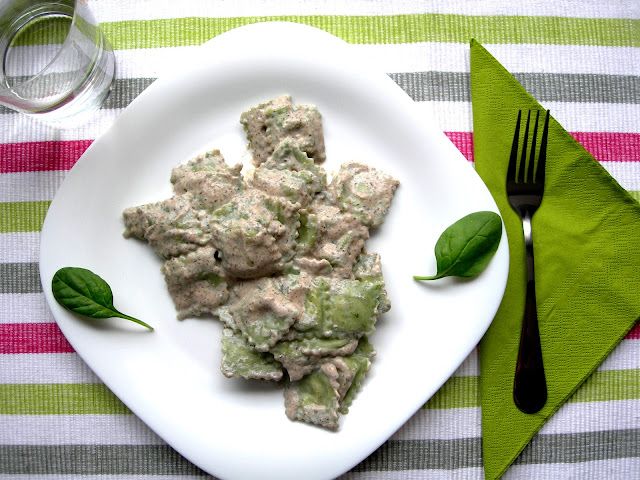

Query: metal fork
[[507, 109, 550, 414]]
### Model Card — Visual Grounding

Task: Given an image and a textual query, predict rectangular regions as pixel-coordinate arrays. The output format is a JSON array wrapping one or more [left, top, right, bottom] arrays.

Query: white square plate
[[40, 22, 508, 480]]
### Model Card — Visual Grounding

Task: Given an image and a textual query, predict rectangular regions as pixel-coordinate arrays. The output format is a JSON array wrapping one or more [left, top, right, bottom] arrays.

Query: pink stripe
[[0, 323, 75, 354], [1, 133, 639, 174], [443, 132, 640, 164], [571, 132, 640, 163], [627, 321, 640, 340], [444, 131, 475, 162], [0, 140, 92, 174], [0, 320, 634, 357]]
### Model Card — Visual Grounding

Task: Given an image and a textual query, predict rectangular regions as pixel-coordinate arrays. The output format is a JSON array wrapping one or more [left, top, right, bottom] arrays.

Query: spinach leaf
[[52, 267, 153, 330], [414, 211, 502, 281]]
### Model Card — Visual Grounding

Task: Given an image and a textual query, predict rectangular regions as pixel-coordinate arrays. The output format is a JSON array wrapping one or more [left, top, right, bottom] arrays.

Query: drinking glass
[[0, 0, 115, 126]]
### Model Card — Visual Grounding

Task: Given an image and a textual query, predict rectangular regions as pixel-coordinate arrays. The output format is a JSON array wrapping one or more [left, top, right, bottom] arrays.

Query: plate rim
[[39, 21, 509, 480]]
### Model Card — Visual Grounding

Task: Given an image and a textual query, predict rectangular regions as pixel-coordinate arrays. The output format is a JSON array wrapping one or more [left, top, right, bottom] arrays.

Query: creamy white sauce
[[123, 96, 398, 429]]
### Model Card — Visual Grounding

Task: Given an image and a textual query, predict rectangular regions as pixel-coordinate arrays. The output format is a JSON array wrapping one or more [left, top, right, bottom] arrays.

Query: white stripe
[[455, 340, 640, 379], [417, 0, 640, 18], [471, 44, 640, 77], [503, 457, 640, 480], [90, 0, 639, 22], [544, 102, 640, 134], [340, 468, 485, 480], [417, 101, 640, 134], [392, 407, 481, 441], [8, 41, 637, 80], [0, 415, 163, 445], [451, 348, 479, 377], [598, 340, 640, 371], [358, 43, 640, 77], [0, 338, 634, 385], [14, 462, 635, 480], [0, 294, 55, 324], [542, 399, 640, 434], [3, 100, 639, 145], [391, 397, 640, 442], [0, 109, 119, 144], [3, 45, 82, 78], [114, 48, 179, 79], [0, 171, 66, 203], [111, 44, 640, 80], [0, 233, 41, 263], [601, 162, 640, 193], [111, 43, 640, 79], [0, 353, 99, 384]]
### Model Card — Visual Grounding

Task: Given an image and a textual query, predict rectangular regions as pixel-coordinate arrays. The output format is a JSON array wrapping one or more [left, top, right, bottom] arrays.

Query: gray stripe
[[389, 71, 640, 104], [0, 445, 211, 476], [101, 77, 156, 110], [517, 428, 640, 464], [351, 438, 482, 471], [1, 72, 637, 115], [0, 78, 155, 115], [1, 429, 638, 475], [350, 428, 640, 472], [0, 262, 41, 294], [390, 71, 472, 103]]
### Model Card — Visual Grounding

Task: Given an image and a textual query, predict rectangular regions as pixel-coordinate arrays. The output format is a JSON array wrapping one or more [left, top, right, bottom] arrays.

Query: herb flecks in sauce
[[122, 95, 398, 429]]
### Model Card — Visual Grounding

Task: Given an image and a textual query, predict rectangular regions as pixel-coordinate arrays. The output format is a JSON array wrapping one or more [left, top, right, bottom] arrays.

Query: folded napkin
[[470, 39, 640, 480]]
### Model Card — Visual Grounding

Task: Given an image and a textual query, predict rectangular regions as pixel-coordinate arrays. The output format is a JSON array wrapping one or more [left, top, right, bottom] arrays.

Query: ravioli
[[123, 96, 398, 429]]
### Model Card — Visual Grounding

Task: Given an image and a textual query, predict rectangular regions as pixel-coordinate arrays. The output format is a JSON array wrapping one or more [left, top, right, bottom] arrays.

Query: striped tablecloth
[[1, 1, 638, 478]]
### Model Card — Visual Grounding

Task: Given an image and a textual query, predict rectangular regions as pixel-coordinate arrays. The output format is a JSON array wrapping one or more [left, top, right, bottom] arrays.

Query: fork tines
[[507, 109, 550, 188]]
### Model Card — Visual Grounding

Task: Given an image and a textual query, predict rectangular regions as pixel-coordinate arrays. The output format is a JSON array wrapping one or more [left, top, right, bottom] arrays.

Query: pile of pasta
[[123, 96, 398, 429]]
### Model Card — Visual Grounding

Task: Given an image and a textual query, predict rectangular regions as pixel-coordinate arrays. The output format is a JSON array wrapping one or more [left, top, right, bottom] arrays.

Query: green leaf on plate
[[414, 211, 502, 281], [52, 267, 153, 330]]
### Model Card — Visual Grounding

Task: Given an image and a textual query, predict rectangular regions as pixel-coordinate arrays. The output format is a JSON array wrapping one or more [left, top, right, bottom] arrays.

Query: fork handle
[[513, 213, 547, 414]]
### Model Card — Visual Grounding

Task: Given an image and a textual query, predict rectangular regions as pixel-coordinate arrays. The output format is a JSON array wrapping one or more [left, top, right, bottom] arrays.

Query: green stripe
[[570, 369, 640, 403], [97, 15, 639, 50], [1, 369, 636, 415], [0, 201, 50, 233], [423, 376, 479, 409], [629, 191, 640, 204], [0, 384, 131, 415], [424, 369, 640, 409]]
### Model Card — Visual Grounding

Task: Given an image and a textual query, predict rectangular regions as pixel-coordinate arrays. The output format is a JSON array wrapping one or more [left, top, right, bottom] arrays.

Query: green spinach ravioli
[[122, 95, 398, 429]]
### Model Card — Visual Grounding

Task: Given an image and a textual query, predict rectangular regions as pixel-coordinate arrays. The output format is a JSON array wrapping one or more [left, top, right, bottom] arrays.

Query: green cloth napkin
[[470, 39, 640, 480]]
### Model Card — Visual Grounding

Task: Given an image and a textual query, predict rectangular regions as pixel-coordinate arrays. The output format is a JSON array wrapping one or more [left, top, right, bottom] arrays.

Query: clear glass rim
[[0, 0, 84, 94]]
